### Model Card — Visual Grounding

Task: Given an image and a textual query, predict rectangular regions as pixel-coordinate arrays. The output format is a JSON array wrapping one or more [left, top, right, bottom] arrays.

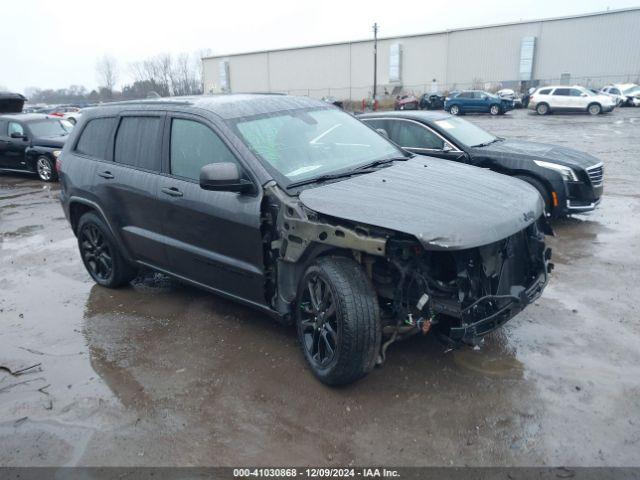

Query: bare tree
[[96, 55, 118, 98]]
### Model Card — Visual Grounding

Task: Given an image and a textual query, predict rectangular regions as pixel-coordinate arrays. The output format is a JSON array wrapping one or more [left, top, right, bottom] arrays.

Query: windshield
[[29, 119, 69, 137], [433, 116, 496, 147], [233, 108, 403, 184], [623, 85, 640, 95]]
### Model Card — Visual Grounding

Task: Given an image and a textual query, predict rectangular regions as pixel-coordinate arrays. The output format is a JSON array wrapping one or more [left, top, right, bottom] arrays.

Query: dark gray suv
[[59, 95, 552, 385]]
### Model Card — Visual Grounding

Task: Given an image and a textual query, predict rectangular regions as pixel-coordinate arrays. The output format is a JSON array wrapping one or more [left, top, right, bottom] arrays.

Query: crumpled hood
[[299, 157, 543, 250], [33, 136, 67, 148], [474, 139, 601, 169]]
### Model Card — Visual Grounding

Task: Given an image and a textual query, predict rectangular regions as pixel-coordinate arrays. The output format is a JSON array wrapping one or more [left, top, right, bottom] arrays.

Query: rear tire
[[450, 105, 461, 115], [516, 175, 552, 216], [77, 212, 137, 288], [296, 256, 381, 386], [587, 103, 602, 115], [536, 103, 549, 115]]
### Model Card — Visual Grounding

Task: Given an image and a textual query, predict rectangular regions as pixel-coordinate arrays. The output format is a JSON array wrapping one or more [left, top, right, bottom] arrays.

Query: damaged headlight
[[533, 160, 578, 182]]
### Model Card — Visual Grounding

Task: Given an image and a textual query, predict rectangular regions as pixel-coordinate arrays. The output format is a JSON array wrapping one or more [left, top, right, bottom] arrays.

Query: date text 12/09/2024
[[233, 468, 400, 478]]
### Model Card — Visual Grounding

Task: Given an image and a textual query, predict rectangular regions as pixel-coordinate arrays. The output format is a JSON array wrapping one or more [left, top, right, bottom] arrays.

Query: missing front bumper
[[447, 269, 548, 344]]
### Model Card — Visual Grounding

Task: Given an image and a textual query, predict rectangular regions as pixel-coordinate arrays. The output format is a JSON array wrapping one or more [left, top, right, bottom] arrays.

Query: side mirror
[[199, 162, 254, 194], [376, 128, 389, 139], [581, 93, 588, 97], [10, 132, 25, 139]]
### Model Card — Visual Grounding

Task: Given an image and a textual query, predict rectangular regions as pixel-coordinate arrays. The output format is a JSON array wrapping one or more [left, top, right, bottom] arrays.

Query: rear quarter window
[[75, 117, 117, 160], [114, 116, 163, 171], [538, 88, 552, 95]]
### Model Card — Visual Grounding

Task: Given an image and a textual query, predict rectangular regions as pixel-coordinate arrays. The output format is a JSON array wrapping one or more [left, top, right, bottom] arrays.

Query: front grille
[[586, 163, 604, 187]]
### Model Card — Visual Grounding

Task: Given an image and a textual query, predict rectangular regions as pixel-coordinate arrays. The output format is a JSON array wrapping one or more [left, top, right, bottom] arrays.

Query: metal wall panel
[[202, 8, 640, 99]]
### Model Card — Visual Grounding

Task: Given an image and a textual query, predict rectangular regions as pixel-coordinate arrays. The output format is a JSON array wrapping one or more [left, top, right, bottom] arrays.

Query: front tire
[[296, 256, 381, 386], [36, 156, 57, 182], [490, 104, 501, 116], [536, 103, 549, 115], [77, 212, 137, 288], [588, 103, 602, 115]]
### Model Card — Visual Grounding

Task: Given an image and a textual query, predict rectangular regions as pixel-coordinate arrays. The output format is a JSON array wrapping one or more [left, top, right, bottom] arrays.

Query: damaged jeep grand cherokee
[[59, 95, 552, 385]]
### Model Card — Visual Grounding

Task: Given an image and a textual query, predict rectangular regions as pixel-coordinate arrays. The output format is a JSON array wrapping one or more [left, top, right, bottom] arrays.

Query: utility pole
[[372, 22, 378, 102]]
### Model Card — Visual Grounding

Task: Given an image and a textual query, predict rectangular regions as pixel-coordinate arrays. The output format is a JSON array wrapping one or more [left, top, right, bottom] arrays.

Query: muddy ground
[[1, 108, 639, 467]]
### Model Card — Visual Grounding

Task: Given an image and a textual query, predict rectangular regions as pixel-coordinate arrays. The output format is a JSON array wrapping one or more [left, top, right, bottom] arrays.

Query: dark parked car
[[419, 92, 445, 110], [445, 90, 514, 115], [360, 111, 603, 217], [59, 95, 551, 385], [0, 92, 26, 113], [0, 113, 71, 182], [394, 94, 419, 110]]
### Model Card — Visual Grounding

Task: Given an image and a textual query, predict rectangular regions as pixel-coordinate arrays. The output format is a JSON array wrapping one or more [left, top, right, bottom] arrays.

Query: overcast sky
[[1, 0, 638, 94]]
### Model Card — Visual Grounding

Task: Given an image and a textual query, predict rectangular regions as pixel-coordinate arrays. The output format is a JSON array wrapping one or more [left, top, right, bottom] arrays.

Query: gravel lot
[[1, 107, 639, 467]]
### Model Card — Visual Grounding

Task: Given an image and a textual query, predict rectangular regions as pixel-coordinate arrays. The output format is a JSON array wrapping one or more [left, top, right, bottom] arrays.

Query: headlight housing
[[52, 150, 62, 158], [534, 160, 578, 181]]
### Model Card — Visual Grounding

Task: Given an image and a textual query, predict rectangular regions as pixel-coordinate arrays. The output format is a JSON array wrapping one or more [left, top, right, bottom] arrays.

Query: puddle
[[453, 348, 524, 378]]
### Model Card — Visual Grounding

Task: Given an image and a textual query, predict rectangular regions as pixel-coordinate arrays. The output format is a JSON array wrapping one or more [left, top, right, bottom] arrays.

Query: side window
[[611, 88, 620, 95], [170, 118, 238, 181], [569, 89, 583, 97], [553, 88, 570, 96], [8, 122, 24, 136], [362, 119, 390, 137], [538, 88, 552, 95], [114, 116, 162, 171], [459, 92, 472, 99], [75, 117, 117, 160], [390, 120, 444, 150]]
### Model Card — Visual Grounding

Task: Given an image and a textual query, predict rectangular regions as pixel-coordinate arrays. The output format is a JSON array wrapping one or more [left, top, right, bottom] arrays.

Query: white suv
[[528, 85, 616, 115]]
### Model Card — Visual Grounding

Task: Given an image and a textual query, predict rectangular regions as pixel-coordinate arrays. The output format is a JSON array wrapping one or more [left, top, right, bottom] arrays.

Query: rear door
[[91, 113, 168, 267], [156, 113, 266, 305]]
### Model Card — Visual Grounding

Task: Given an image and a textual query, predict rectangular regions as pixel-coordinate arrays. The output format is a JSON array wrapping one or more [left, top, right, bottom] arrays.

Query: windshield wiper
[[473, 137, 503, 147], [287, 170, 370, 189], [352, 155, 411, 171], [286, 156, 410, 189]]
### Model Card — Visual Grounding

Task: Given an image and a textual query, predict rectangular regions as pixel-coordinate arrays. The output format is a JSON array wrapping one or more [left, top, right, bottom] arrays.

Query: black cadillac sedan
[[360, 111, 603, 217]]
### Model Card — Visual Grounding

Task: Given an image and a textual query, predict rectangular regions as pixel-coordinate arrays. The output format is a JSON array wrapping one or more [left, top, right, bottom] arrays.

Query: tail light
[[55, 158, 62, 174]]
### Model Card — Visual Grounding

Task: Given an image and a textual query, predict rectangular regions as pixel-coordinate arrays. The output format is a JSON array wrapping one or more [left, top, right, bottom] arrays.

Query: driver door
[[156, 114, 267, 305], [0, 121, 28, 169]]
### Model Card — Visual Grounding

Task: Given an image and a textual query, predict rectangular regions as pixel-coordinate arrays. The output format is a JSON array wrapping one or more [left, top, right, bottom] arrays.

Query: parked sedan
[[0, 113, 70, 181], [444, 90, 513, 115], [360, 110, 603, 217], [601, 84, 640, 107], [528, 85, 615, 115], [419, 92, 445, 110]]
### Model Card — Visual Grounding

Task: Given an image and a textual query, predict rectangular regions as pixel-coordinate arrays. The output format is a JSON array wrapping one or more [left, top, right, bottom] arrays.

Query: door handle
[[161, 186, 183, 197], [97, 171, 114, 179]]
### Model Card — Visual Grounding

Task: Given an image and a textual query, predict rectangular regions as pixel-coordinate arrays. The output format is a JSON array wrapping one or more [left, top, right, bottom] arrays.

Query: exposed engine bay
[[262, 182, 552, 355]]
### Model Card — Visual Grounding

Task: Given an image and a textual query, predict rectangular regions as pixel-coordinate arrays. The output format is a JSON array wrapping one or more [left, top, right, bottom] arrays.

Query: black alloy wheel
[[299, 273, 339, 368], [80, 223, 113, 282]]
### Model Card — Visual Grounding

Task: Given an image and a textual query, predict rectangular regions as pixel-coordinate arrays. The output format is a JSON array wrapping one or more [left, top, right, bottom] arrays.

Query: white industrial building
[[202, 7, 640, 100]]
